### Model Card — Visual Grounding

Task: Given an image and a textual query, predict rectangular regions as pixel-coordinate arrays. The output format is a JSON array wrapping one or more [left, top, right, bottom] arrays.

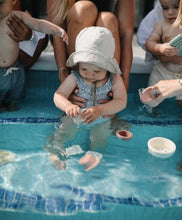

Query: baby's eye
[[94, 70, 100, 73], [162, 6, 168, 10], [81, 68, 87, 71], [174, 5, 179, 9]]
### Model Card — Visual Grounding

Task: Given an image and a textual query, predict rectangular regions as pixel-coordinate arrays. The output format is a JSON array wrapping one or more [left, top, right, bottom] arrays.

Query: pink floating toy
[[116, 130, 133, 140]]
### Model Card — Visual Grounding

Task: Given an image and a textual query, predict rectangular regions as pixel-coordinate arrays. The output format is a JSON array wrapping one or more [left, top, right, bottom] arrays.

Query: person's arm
[[12, 11, 68, 44], [47, 0, 69, 82], [6, 13, 48, 71], [52, 35, 69, 82], [117, 0, 135, 90], [6, 13, 32, 42], [54, 74, 81, 118], [81, 75, 127, 124], [153, 79, 182, 99], [140, 79, 182, 107], [145, 21, 178, 56]]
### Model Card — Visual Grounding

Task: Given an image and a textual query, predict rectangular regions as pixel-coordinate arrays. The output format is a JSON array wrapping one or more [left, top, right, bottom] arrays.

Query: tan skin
[[47, 0, 135, 107], [6, 0, 48, 71]]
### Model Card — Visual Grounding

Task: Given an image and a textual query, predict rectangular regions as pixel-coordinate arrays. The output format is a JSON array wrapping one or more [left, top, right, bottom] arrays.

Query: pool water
[[0, 70, 182, 218]]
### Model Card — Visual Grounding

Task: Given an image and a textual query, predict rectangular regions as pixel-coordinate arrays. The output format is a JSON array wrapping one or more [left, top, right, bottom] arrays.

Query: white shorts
[[148, 62, 182, 100]]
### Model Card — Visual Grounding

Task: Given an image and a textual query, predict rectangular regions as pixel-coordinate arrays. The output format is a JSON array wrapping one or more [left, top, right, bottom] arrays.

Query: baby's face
[[160, 0, 180, 23], [0, 0, 15, 19], [78, 62, 108, 83]]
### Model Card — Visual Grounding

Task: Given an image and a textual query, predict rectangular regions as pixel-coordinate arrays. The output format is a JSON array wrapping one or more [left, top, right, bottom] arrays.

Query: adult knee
[[97, 12, 119, 34], [67, 1, 98, 26]]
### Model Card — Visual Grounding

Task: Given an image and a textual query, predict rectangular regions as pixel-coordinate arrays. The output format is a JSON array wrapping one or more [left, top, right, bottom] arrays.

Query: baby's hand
[[81, 106, 101, 124], [159, 43, 178, 56], [55, 27, 69, 45], [65, 103, 80, 118]]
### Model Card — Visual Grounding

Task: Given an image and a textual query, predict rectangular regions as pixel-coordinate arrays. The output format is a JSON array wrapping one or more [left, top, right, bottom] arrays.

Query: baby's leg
[[45, 116, 78, 156], [49, 154, 66, 170], [90, 120, 111, 150], [45, 116, 79, 169]]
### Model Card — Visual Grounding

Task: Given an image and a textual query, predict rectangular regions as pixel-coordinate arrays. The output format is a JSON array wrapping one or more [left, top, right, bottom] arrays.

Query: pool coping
[[30, 52, 153, 74]]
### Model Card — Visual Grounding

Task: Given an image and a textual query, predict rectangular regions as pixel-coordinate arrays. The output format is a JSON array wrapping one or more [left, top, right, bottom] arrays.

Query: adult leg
[[66, 1, 98, 55], [96, 12, 120, 64]]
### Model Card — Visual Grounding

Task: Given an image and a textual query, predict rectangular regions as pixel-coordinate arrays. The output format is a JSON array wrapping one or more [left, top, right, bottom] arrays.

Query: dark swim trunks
[[89, 0, 117, 12]]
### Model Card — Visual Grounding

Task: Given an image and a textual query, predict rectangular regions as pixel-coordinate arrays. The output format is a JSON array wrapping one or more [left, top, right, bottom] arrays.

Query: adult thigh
[[96, 12, 120, 63], [66, 1, 98, 55]]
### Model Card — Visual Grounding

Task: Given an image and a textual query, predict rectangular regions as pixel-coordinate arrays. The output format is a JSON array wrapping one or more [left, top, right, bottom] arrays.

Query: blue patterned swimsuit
[[72, 70, 114, 126], [72, 70, 114, 108]]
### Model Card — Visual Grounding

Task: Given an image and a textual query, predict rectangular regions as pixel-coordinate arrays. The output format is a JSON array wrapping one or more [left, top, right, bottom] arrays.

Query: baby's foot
[[50, 154, 65, 170], [79, 151, 102, 171], [0, 151, 15, 166]]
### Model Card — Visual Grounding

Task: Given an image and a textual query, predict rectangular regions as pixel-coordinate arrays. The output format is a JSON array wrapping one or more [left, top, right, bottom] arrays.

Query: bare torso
[[0, 11, 19, 68], [160, 20, 182, 73]]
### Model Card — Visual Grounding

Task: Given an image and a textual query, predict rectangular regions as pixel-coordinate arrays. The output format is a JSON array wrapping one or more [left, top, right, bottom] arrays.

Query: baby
[[46, 26, 127, 171], [145, 0, 182, 113], [0, 0, 68, 112]]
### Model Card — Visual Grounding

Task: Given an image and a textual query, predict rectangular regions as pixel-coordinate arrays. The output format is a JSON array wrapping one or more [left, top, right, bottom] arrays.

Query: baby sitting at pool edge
[[51, 26, 127, 171], [0, 0, 68, 113]]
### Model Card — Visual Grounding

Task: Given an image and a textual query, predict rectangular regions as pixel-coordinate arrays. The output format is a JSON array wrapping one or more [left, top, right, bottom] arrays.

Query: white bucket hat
[[66, 26, 121, 75]]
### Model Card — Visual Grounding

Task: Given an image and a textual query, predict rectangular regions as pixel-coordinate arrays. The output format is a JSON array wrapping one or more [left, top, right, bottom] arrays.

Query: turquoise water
[[0, 71, 182, 219], [0, 111, 182, 200]]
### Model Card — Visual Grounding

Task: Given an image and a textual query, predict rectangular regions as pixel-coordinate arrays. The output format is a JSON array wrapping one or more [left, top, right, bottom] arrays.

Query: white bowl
[[147, 137, 176, 158]]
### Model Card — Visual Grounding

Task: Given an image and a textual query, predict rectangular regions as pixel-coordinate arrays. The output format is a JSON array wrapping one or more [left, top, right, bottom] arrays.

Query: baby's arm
[[82, 75, 127, 124], [54, 74, 80, 118], [12, 11, 68, 44], [145, 21, 177, 56]]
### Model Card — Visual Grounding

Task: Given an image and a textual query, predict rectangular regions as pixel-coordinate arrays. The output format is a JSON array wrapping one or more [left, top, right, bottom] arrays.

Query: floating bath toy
[[147, 137, 176, 158], [116, 130, 133, 140], [73, 108, 87, 125], [0, 150, 15, 166], [79, 151, 102, 171], [66, 145, 84, 156]]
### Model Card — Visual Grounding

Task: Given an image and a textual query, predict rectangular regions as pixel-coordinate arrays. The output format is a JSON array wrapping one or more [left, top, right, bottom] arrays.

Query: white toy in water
[[148, 137, 176, 158], [72, 108, 87, 126], [0, 150, 15, 166]]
